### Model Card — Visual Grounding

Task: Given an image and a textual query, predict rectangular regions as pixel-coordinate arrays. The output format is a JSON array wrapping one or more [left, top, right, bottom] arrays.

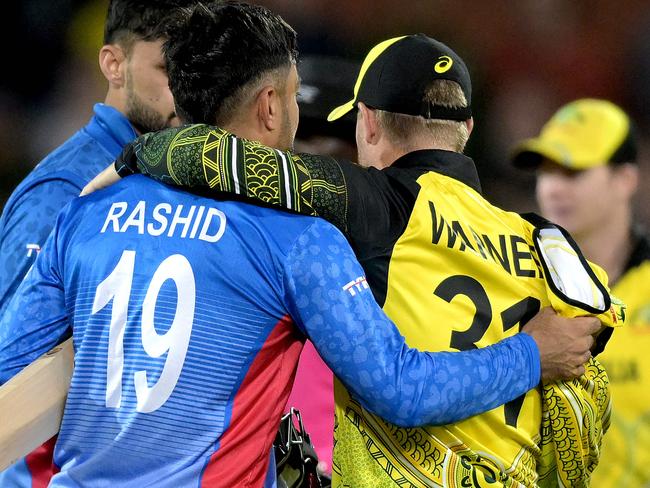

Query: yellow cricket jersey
[[590, 238, 650, 488], [332, 167, 548, 487], [331, 168, 615, 488]]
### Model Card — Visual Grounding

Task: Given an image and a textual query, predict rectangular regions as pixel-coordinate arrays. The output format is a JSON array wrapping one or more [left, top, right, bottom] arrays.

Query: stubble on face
[[277, 104, 295, 152], [125, 66, 176, 134]]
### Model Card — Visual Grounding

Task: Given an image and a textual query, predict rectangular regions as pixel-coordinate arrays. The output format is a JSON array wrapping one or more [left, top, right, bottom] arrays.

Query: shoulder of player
[[11, 133, 112, 204], [38, 129, 115, 177], [625, 232, 650, 271], [617, 255, 650, 292], [611, 236, 650, 306], [0, 173, 87, 231], [283, 215, 348, 260]]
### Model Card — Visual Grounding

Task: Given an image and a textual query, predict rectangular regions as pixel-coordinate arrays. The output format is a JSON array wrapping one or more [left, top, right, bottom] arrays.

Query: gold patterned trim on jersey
[[537, 358, 611, 488], [335, 398, 532, 488]]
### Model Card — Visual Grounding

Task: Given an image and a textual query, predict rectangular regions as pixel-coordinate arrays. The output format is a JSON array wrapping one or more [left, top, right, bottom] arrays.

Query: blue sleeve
[[0, 179, 80, 318], [0, 209, 71, 384], [282, 218, 541, 427]]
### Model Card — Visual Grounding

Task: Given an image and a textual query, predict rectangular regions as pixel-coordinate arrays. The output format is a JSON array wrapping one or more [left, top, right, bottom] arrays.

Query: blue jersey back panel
[[53, 176, 310, 486]]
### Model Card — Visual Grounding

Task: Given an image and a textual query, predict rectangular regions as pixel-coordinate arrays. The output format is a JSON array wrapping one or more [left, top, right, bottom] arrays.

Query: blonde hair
[[375, 79, 470, 152]]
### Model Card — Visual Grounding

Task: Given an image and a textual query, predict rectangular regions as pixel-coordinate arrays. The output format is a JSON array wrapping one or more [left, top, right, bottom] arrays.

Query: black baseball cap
[[328, 34, 472, 122]]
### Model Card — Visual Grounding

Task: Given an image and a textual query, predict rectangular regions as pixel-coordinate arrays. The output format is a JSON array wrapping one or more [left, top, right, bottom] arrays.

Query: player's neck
[[224, 116, 276, 149], [575, 207, 634, 284], [382, 142, 457, 169], [103, 90, 127, 121]]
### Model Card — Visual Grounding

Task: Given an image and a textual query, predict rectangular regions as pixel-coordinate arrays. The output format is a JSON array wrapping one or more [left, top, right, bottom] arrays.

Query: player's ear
[[257, 84, 280, 132], [358, 102, 380, 145], [99, 44, 127, 88], [615, 162, 639, 198], [466, 117, 474, 137]]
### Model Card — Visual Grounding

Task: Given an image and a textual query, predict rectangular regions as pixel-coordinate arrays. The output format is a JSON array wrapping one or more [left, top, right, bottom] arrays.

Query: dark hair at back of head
[[104, 0, 196, 48], [165, 1, 297, 124]]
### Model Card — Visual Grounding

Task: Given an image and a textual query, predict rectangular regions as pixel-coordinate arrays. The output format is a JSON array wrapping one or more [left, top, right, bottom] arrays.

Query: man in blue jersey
[[0, 2, 600, 487], [0, 1, 194, 486], [0, 0, 192, 319]]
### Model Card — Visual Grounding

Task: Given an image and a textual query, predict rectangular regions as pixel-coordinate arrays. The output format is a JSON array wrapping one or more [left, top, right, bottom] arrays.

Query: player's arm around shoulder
[[84, 124, 398, 242]]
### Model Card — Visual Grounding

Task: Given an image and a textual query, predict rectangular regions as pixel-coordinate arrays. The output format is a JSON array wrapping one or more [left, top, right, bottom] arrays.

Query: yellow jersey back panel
[[333, 171, 550, 487]]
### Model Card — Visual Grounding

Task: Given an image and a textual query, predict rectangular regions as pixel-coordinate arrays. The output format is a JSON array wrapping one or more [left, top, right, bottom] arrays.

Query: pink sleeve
[[285, 340, 334, 474]]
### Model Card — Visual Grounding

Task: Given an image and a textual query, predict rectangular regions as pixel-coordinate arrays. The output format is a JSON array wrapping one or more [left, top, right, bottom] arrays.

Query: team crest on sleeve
[[343, 276, 369, 296], [609, 295, 626, 325]]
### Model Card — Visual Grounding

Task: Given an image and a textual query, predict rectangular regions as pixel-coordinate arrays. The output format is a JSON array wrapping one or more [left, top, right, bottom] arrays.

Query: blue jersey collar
[[84, 103, 137, 158]]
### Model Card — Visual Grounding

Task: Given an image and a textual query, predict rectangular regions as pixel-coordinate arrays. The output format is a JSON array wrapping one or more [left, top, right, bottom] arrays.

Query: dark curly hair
[[164, 1, 298, 124], [104, 0, 197, 53]]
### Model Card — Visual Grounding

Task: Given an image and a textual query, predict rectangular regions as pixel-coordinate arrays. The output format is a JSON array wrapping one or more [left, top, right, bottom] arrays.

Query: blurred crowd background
[[3, 0, 650, 225]]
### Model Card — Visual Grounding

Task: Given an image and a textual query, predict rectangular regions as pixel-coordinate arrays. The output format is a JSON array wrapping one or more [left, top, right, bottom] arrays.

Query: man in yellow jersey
[[84, 36, 618, 487], [512, 98, 650, 488]]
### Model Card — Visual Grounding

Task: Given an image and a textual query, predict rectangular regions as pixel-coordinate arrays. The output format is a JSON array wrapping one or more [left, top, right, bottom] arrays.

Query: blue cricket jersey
[[0, 176, 540, 487], [0, 103, 136, 487], [0, 103, 136, 319]]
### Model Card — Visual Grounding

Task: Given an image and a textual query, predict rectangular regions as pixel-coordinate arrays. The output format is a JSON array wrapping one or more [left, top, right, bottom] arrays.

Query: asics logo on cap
[[434, 55, 453, 73]]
